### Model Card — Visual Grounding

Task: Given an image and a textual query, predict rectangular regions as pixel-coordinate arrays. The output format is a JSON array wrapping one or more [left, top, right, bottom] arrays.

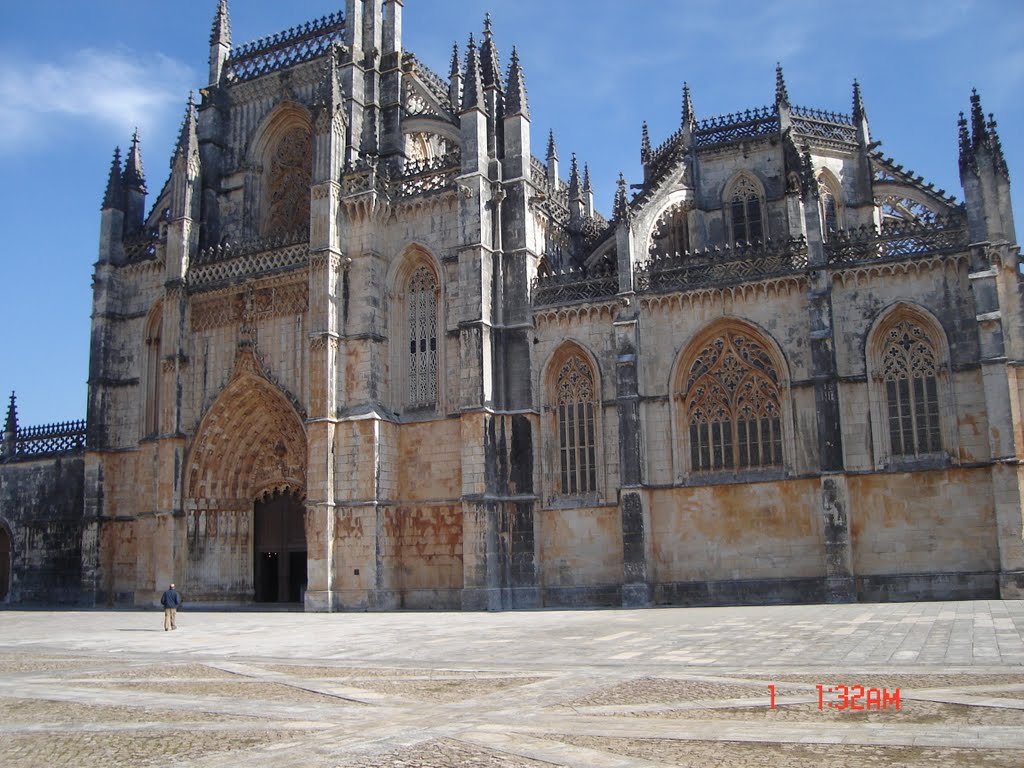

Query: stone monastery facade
[[2, 0, 1024, 610]]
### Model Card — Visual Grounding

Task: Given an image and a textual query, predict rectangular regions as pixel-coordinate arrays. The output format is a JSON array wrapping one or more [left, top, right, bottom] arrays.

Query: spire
[[964, 89, 1009, 177], [568, 153, 581, 199], [209, 0, 231, 85], [851, 79, 865, 123], [122, 128, 146, 192], [505, 46, 528, 117], [172, 92, 198, 166], [314, 45, 342, 113], [546, 129, 559, 188], [448, 41, 462, 107], [583, 163, 592, 193], [102, 146, 124, 210], [479, 13, 503, 91], [449, 40, 461, 79], [641, 121, 652, 164], [987, 112, 1009, 177], [970, 89, 989, 150], [4, 391, 16, 436], [461, 34, 485, 112], [958, 110, 972, 172], [775, 62, 790, 108], [682, 82, 695, 127], [613, 172, 631, 222], [210, 0, 230, 46]]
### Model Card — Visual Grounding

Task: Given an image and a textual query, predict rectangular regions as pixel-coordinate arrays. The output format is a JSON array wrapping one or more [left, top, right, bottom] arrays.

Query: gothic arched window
[[879, 319, 942, 457], [682, 329, 783, 472], [727, 175, 764, 246], [554, 353, 598, 494], [407, 264, 438, 408], [818, 173, 841, 240], [144, 304, 162, 436], [263, 125, 312, 237]]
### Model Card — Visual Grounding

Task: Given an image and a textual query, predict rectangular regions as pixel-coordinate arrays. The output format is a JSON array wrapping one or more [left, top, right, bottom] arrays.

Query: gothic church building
[[11, 0, 1022, 610]]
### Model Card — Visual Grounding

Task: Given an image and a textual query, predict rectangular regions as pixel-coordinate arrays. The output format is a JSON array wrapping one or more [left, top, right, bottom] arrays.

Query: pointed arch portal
[[184, 349, 307, 603]]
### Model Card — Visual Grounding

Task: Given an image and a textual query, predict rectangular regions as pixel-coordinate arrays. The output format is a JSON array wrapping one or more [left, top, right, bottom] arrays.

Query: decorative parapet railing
[[824, 215, 968, 266], [340, 152, 462, 201], [123, 230, 160, 262], [636, 237, 808, 293], [791, 105, 853, 124], [791, 105, 857, 145], [393, 151, 461, 198], [341, 158, 392, 198], [528, 156, 570, 228], [225, 12, 346, 82], [646, 101, 861, 170], [532, 266, 619, 307], [694, 106, 778, 148], [2, 420, 87, 462], [189, 229, 309, 288]]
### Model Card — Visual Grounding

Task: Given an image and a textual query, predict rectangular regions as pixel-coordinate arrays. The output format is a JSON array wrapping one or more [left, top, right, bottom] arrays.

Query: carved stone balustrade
[[532, 265, 619, 307], [825, 215, 968, 266], [189, 229, 309, 290], [636, 237, 809, 294]]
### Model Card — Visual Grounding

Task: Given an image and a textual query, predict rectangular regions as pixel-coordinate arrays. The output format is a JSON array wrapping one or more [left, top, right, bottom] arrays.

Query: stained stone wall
[[0, 457, 85, 604]]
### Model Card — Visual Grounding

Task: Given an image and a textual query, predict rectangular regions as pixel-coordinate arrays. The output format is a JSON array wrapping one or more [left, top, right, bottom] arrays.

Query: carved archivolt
[[186, 352, 307, 505]]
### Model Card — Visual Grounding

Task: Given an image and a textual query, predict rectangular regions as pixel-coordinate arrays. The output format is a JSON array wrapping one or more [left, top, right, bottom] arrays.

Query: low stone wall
[[0, 456, 85, 604]]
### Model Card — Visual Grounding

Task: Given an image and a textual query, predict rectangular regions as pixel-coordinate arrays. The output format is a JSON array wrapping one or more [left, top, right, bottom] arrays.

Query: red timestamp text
[[767, 684, 901, 711]]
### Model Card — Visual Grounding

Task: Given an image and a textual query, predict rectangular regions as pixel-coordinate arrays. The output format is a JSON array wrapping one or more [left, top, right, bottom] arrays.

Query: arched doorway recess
[[253, 489, 307, 603], [185, 347, 308, 602]]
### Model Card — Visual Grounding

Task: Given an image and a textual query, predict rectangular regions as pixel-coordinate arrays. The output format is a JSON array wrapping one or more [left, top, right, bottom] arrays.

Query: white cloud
[[0, 48, 193, 152]]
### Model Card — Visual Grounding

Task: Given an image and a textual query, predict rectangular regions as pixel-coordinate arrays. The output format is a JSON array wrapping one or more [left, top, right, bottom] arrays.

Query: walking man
[[161, 583, 181, 631]]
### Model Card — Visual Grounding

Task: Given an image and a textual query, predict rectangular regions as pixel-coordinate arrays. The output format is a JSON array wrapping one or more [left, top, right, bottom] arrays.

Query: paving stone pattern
[[0, 601, 1022, 766]]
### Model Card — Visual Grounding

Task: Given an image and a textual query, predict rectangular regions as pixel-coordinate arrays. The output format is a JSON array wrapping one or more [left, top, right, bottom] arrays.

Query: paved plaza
[[1, 601, 1024, 766]]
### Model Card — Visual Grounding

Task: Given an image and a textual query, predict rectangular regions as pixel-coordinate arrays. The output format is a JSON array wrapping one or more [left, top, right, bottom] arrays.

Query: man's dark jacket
[[161, 589, 181, 609]]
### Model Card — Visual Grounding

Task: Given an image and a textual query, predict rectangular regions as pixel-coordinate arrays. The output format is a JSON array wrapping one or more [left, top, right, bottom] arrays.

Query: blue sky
[[1, 0, 1022, 426]]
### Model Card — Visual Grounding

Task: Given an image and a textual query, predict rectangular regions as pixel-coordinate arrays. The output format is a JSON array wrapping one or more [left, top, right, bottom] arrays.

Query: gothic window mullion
[[685, 331, 782, 473], [407, 265, 438, 409], [555, 354, 598, 495], [881, 319, 944, 459]]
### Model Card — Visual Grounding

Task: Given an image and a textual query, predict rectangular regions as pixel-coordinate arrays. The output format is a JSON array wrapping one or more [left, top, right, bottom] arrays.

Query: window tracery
[[817, 173, 841, 240], [682, 331, 783, 471], [263, 126, 312, 237], [405, 132, 452, 163], [649, 202, 691, 258], [879, 320, 942, 457], [727, 175, 764, 245], [407, 264, 438, 408], [555, 354, 598, 494]]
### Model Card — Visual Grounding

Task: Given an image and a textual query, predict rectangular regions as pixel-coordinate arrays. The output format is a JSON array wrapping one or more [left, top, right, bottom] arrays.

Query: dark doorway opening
[[0, 525, 10, 602], [253, 490, 306, 603]]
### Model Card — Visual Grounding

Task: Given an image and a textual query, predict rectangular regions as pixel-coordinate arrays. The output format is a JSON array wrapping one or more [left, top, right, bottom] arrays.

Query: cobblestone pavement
[[0, 600, 1023, 766]]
